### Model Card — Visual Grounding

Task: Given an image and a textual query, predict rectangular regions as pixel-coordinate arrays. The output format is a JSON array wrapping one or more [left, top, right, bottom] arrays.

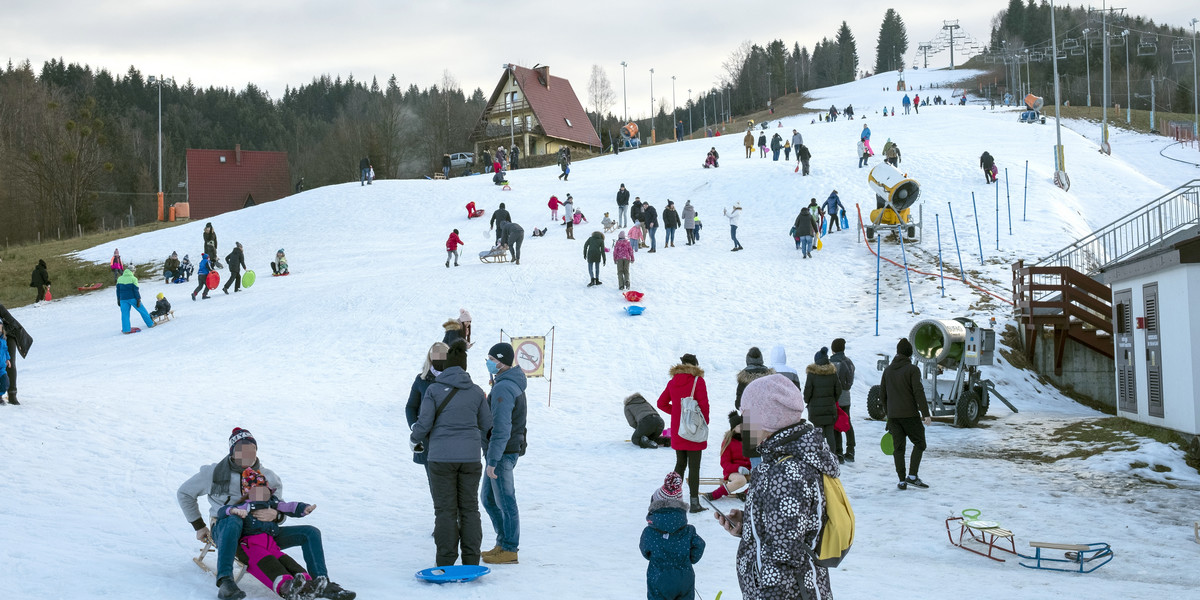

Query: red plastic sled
[[623, 291, 644, 302], [206, 272, 220, 290], [271, 272, 290, 277], [77, 283, 104, 291], [466, 202, 485, 219]]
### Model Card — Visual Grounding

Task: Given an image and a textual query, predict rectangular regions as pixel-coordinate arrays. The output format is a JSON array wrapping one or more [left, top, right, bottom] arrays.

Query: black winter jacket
[[225, 248, 246, 272], [631, 202, 645, 223], [583, 232, 607, 263], [880, 355, 928, 419], [642, 205, 659, 228], [662, 207, 680, 228], [617, 188, 630, 206], [803, 363, 842, 426], [794, 210, 815, 237], [490, 208, 511, 229], [30, 261, 50, 287]]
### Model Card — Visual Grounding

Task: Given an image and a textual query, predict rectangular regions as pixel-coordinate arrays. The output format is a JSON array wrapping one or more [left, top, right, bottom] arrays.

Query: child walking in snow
[[0, 321, 10, 403], [548, 195, 562, 221], [221, 468, 326, 600], [446, 229, 464, 268], [640, 472, 705, 600]]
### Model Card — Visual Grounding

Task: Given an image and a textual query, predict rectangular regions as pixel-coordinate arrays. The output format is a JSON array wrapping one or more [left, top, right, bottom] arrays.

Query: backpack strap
[[431, 387, 460, 427]]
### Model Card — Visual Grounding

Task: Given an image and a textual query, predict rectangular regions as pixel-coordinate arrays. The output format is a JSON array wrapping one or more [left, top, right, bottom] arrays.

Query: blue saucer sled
[[415, 565, 490, 583], [626, 305, 645, 316]]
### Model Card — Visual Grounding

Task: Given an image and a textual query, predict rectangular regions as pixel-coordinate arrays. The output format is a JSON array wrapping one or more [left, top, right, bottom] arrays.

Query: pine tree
[[835, 22, 859, 83], [874, 9, 909, 74]]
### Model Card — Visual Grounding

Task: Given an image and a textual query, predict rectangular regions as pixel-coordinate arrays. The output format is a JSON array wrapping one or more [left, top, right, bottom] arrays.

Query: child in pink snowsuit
[[548, 195, 562, 221], [221, 469, 325, 600]]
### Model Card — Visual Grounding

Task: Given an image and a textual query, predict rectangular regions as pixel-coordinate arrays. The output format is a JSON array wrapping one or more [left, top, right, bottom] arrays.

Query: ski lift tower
[[943, 20, 961, 69]]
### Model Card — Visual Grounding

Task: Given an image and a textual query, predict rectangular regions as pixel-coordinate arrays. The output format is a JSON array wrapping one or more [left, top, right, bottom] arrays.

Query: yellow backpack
[[774, 455, 855, 567]]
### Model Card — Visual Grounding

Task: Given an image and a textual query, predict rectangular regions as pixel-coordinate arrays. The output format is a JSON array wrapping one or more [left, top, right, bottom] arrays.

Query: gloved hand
[[410, 439, 424, 453], [738, 466, 751, 476]]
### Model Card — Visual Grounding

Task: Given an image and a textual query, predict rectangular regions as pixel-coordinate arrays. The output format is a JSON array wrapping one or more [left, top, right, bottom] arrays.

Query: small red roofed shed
[[185, 145, 291, 219]]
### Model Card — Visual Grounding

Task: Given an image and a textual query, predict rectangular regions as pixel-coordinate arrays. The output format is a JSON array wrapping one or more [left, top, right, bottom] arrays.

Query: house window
[[564, 118, 572, 127], [500, 118, 506, 126], [525, 115, 532, 129]]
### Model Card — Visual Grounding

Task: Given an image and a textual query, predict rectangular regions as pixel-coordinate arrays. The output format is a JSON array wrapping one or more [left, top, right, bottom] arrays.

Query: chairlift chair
[[1173, 40, 1193, 64], [1063, 38, 1080, 50], [1071, 46, 1086, 56], [1056, 49, 1067, 60], [1108, 33, 1125, 48], [1137, 42, 1158, 57]]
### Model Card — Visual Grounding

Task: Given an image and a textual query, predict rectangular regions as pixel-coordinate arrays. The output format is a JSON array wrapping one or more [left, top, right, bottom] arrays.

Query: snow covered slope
[[3, 68, 1199, 599]]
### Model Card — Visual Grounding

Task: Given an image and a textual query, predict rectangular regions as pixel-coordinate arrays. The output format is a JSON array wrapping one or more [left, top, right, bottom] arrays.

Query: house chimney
[[235, 144, 241, 166], [537, 65, 549, 88]]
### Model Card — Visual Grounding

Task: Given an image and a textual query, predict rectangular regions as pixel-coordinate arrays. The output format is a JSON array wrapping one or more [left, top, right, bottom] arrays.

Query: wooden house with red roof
[[470, 64, 600, 160], [185, 145, 291, 219]]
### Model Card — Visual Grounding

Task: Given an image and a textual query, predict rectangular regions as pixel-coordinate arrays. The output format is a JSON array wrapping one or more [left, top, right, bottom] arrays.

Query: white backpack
[[677, 377, 709, 443]]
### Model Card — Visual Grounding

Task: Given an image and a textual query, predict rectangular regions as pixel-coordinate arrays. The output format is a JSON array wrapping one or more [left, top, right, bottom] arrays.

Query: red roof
[[498, 65, 600, 148], [185, 147, 291, 219]]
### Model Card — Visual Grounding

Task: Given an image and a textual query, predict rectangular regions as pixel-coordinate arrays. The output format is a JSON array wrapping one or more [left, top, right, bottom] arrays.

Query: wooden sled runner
[[1019, 541, 1113, 573], [945, 514, 1016, 562], [193, 518, 248, 582], [153, 310, 175, 325]]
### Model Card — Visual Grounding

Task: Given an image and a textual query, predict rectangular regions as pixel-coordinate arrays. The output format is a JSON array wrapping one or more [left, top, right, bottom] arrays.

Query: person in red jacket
[[657, 353, 710, 513], [445, 229, 464, 268], [702, 411, 751, 502], [548, 195, 562, 221]]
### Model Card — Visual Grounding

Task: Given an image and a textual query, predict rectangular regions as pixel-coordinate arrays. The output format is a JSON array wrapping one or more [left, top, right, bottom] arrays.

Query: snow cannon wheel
[[866, 385, 886, 420], [954, 390, 982, 428], [865, 226, 877, 242]]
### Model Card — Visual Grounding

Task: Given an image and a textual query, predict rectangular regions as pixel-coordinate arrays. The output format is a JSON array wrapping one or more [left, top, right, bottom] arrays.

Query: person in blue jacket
[[116, 269, 155, 334], [481, 342, 528, 566], [640, 472, 705, 600], [823, 190, 846, 233], [192, 253, 213, 301], [902, 94, 912, 114]]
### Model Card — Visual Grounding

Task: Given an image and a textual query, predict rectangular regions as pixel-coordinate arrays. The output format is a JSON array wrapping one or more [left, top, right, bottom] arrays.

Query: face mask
[[486, 359, 499, 375]]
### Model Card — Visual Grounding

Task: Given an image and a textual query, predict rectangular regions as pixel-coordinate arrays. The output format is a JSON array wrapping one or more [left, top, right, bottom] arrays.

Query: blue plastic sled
[[626, 306, 646, 316], [821, 219, 828, 236], [415, 565, 490, 583], [840, 213, 850, 230]]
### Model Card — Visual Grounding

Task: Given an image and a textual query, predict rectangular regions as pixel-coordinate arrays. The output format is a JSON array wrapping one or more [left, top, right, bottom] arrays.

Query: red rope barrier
[[855, 204, 1014, 306]]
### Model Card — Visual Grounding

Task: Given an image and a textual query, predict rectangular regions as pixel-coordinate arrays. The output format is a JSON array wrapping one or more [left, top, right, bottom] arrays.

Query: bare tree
[[722, 40, 753, 88], [587, 64, 616, 132]]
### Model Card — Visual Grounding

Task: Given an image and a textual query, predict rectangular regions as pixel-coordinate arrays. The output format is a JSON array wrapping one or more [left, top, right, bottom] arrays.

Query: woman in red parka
[[702, 411, 751, 502], [657, 353, 710, 513]]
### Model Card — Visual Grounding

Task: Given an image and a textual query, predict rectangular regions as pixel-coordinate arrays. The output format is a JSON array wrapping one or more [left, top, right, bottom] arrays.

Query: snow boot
[[595, 278, 603, 285], [587, 278, 596, 287], [445, 261, 450, 268], [300, 576, 327, 600], [483, 549, 518, 565], [689, 496, 708, 513], [316, 581, 356, 600], [5, 395, 17, 405], [217, 576, 246, 600], [277, 576, 303, 600], [897, 480, 908, 490]]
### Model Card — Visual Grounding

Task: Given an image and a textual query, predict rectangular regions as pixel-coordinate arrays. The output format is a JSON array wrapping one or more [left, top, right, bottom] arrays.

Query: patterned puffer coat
[[640, 497, 705, 600], [737, 420, 839, 600]]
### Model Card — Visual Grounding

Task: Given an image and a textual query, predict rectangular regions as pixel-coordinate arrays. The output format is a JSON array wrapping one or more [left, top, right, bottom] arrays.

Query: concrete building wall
[[1029, 330, 1116, 409]]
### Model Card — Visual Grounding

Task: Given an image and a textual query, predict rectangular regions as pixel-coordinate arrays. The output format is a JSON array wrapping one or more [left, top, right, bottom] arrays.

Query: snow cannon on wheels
[[1019, 94, 1046, 124], [865, 163, 921, 242], [866, 317, 1017, 427], [621, 122, 641, 149]]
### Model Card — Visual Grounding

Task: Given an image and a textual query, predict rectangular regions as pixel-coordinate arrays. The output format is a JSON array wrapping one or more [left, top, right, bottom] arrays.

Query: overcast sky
[[3, 1, 1195, 119]]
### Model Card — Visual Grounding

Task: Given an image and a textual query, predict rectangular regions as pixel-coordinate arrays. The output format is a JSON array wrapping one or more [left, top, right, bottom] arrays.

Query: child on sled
[[150, 293, 172, 319], [701, 412, 751, 501], [271, 250, 289, 276], [221, 468, 325, 600]]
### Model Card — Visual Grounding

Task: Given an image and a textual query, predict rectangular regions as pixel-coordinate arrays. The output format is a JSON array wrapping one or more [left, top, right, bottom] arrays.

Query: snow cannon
[[1023, 94, 1044, 111], [621, 122, 641, 148], [867, 316, 1015, 428], [1020, 94, 1047, 124], [865, 163, 921, 241]]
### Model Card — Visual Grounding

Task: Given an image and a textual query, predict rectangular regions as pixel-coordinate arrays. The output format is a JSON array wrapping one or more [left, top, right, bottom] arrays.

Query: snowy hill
[[3, 68, 1200, 599]]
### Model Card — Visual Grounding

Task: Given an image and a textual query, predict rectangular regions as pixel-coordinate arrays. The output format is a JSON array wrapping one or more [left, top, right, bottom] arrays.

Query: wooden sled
[[945, 515, 1017, 562], [432, 173, 447, 180], [153, 310, 175, 325], [479, 249, 510, 264], [1019, 541, 1113, 573], [193, 518, 248, 582]]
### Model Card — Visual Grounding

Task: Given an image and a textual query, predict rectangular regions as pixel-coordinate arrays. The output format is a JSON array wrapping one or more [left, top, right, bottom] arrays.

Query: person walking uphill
[[481, 342, 528, 566], [829, 337, 856, 462], [714, 374, 838, 600], [881, 337, 931, 490], [192, 254, 214, 301], [116, 269, 155, 334], [203, 223, 221, 268], [681, 201, 696, 245], [723, 204, 743, 251], [980, 151, 996, 184], [410, 340, 493, 568], [616, 184, 631, 228], [177, 428, 357, 600], [30, 259, 50, 303], [222, 243, 246, 294], [803, 347, 842, 457], [640, 472, 706, 600], [490, 203, 511, 243], [743, 130, 755, 158], [584, 231, 607, 287], [0, 303, 32, 405], [359, 157, 372, 185], [657, 353, 710, 513], [499, 221, 524, 265], [613, 231, 636, 290], [446, 230, 464, 267]]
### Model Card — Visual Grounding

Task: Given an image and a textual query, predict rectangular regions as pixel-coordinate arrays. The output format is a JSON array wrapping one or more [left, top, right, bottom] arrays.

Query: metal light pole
[[1050, 0, 1067, 186], [688, 88, 693, 136], [1082, 29, 1092, 107], [671, 75, 677, 140], [1192, 18, 1199, 137], [620, 61, 628, 123], [1024, 49, 1031, 96], [1101, 1, 1111, 155], [148, 74, 172, 221], [649, 68, 655, 143], [766, 70, 772, 107], [1122, 30, 1131, 123]]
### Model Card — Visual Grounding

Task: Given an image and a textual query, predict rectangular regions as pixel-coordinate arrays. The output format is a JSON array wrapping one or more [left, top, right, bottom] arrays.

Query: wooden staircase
[[1011, 179, 1200, 375]]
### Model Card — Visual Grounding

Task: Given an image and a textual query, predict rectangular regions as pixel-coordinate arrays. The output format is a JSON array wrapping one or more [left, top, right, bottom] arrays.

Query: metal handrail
[[1032, 180, 1200, 296]]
